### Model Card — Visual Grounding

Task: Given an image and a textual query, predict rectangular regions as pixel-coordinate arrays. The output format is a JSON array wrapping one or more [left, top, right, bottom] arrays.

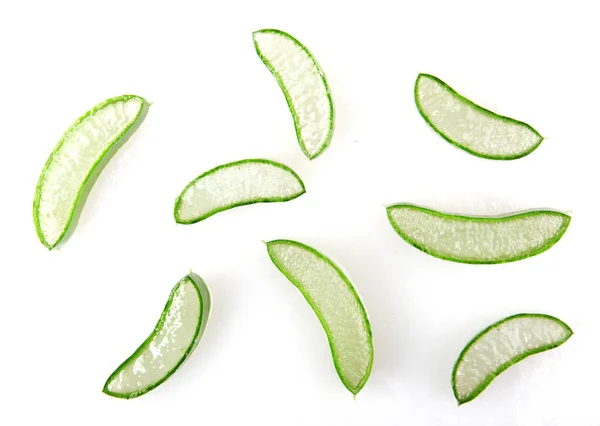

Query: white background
[[0, 1, 596, 425]]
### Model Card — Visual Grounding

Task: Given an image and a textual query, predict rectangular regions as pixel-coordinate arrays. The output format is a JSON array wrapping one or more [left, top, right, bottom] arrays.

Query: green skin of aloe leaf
[[253, 29, 334, 160], [33, 95, 149, 249], [103, 273, 210, 399], [266, 239, 373, 395], [415, 73, 543, 160], [386, 204, 570, 264], [452, 313, 573, 405], [174, 159, 305, 224]]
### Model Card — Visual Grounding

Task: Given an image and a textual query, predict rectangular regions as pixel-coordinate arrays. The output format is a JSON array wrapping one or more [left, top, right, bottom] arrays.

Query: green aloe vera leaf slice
[[33, 95, 149, 249], [253, 29, 334, 160], [266, 239, 373, 395], [103, 273, 210, 399], [453, 313, 572, 405], [415, 73, 543, 160], [174, 159, 305, 224], [386, 204, 570, 264]]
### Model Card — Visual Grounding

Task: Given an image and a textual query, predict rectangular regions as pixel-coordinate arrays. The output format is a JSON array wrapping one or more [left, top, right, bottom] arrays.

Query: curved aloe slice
[[103, 273, 210, 399], [34, 95, 149, 249], [415, 73, 543, 160], [174, 159, 305, 224], [266, 239, 373, 395], [253, 29, 334, 160], [453, 313, 572, 405], [387, 204, 570, 264]]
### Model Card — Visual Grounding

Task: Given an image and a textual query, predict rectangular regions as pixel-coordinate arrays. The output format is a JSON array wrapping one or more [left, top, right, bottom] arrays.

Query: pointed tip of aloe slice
[[306, 151, 320, 161], [35, 217, 57, 250], [41, 239, 54, 250], [101, 382, 124, 399], [252, 29, 272, 43], [416, 72, 436, 84], [455, 391, 470, 406], [346, 378, 368, 397], [350, 385, 362, 398], [39, 233, 60, 250], [454, 389, 475, 406]]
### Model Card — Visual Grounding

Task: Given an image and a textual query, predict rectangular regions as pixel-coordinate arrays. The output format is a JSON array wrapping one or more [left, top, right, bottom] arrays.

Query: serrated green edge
[[266, 239, 373, 395], [253, 28, 334, 161], [174, 158, 306, 224], [451, 313, 573, 405], [33, 94, 149, 249], [103, 273, 207, 399], [386, 204, 570, 264], [414, 73, 543, 160]]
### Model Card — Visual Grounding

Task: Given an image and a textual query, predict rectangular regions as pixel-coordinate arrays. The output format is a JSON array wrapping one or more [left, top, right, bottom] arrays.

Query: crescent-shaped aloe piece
[[386, 204, 570, 264], [103, 273, 210, 399], [34, 95, 149, 249], [174, 159, 305, 224], [253, 29, 334, 160], [266, 239, 373, 395], [453, 313, 572, 405], [415, 73, 543, 160]]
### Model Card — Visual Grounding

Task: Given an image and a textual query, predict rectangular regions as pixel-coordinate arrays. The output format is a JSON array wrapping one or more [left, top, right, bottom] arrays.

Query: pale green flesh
[[267, 240, 373, 395], [104, 275, 207, 398], [387, 205, 569, 263], [454, 315, 572, 403], [35, 96, 146, 248], [175, 160, 305, 223], [416, 74, 541, 158], [254, 30, 333, 159]]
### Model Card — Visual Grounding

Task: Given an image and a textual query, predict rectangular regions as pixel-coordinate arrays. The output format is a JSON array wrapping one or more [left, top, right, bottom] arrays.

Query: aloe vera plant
[[387, 204, 570, 264], [266, 239, 373, 395], [254, 29, 334, 160], [34, 95, 149, 249], [415, 73, 543, 159], [453, 313, 572, 405], [174, 159, 305, 224], [103, 273, 210, 399]]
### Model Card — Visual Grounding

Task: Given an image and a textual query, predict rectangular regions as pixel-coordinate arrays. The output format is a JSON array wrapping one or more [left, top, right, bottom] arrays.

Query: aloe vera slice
[[33, 95, 149, 249], [453, 313, 572, 405], [415, 73, 543, 160], [266, 239, 373, 395], [103, 273, 210, 399], [174, 159, 305, 224], [386, 204, 570, 264], [253, 29, 334, 160]]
